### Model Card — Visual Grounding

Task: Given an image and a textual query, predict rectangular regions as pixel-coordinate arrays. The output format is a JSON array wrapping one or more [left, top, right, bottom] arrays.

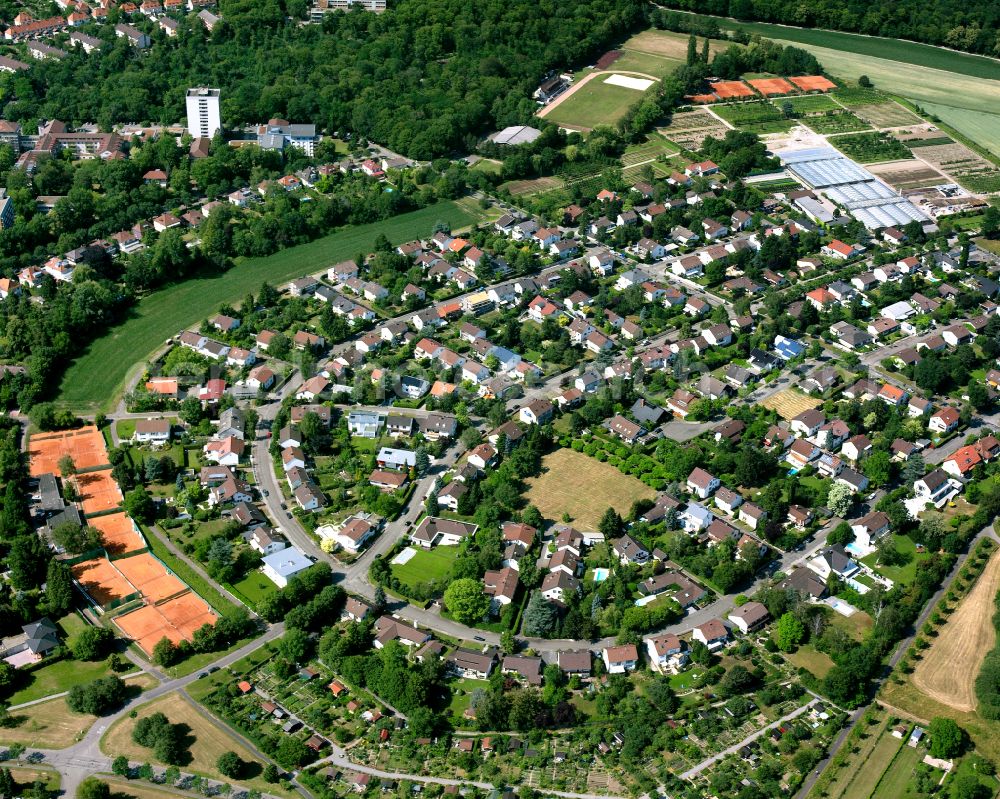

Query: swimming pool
[[592, 567, 610, 582]]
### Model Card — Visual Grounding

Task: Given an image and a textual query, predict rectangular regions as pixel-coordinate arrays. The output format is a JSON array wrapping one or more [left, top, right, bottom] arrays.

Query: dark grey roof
[[37, 473, 63, 513]]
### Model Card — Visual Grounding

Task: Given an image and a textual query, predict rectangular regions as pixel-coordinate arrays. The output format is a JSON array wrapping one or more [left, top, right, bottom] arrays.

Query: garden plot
[[659, 107, 731, 148], [915, 141, 1000, 193]]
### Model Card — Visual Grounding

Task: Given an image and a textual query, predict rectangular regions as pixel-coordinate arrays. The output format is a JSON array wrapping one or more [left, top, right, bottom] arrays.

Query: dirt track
[[912, 548, 1000, 712]]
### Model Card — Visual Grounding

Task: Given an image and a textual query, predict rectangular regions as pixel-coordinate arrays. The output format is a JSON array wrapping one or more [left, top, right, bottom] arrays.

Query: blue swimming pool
[[592, 567, 610, 582]]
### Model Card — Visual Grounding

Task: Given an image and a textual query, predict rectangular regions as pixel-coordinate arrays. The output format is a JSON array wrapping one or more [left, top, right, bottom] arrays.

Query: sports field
[[90, 512, 145, 555], [115, 590, 216, 656], [542, 73, 656, 131], [524, 448, 656, 531], [114, 553, 186, 601], [58, 201, 482, 412], [72, 557, 138, 607], [75, 468, 123, 514], [28, 426, 108, 475], [912, 548, 1000, 712]]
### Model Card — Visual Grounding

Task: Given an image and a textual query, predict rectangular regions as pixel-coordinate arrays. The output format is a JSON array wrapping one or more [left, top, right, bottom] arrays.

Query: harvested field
[[114, 552, 186, 601], [712, 80, 754, 99], [619, 29, 728, 65], [75, 468, 123, 515], [72, 557, 138, 607], [0, 697, 97, 749], [524, 448, 655, 531], [761, 389, 821, 420], [90, 512, 145, 555], [912, 548, 1000, 712], [789, 75, 836, 92], [747, 77, 795, 96], [28, 426, 108, 476]]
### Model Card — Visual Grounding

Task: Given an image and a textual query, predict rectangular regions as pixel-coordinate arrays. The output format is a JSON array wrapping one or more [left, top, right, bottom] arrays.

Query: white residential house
[[260, 547, 312, 588], [601, 645, 639, 674]]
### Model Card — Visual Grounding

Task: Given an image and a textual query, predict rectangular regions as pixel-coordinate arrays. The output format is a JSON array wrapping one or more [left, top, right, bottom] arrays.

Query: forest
[[2, 0, 647, 159], [651, 0, 1000, 56]]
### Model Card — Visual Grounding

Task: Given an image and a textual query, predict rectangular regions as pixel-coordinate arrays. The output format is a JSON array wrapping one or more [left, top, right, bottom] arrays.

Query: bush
[[77, 779, 110, 799], [66, 676, 127, 716], [72, 626, 115, 661], [216, 751, 243, 779]]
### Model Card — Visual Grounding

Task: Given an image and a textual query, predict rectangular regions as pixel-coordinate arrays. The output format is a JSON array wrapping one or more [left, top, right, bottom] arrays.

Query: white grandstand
[[780, 147, 929, 230]]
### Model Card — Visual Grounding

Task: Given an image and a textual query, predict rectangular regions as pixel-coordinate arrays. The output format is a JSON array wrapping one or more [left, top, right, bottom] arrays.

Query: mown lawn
[[229, 571, 278, 607], [391, 545, 460, 587], [58, 201, 482, 412], [8, 658, 111, 705]]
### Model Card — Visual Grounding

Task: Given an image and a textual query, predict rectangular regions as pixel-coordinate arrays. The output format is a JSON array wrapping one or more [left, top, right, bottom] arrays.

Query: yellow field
[[761, 389, 821, 420], [0, 697, 97, 749], [912, 549, 1000, 712], [523, 448, 656, 530]]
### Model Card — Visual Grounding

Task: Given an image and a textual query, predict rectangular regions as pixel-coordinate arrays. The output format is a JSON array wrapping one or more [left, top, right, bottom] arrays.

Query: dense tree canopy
[[3, 0, 647, 159]]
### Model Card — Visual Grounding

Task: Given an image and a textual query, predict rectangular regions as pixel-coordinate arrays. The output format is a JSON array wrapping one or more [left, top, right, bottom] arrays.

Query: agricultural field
[[914, 141, 1000, 194], [614, 29, 731, 76], [777, 94, 841, 114], [851, 102, 924, 129], [658, 107, 731, 149], [498, 176, 565, 197], [820, 717, 906, 799], [100, 691, 278, 794], [712, 101, 795, 134], [803, 111, 872, 135], [868, 160, 947, 191], [831, 132, 911, 163], [761, 389, 821, 421], [523, 447, 655, 530], [541, 73, 655, 131], [912, 549, 1000, 712], [57, 201, 483, 413], [620, 135, 679, 180], [0, 696, 97, 749], [703, 17, 1000, 158], [868, 743, 930, 799]]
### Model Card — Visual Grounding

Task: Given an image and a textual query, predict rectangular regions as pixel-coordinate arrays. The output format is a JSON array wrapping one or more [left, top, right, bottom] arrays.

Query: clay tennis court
[[90, 512, 144, 555], [28, 426, 109, 476], [790, 75, 836, 92], [115, 591, 216, 656], [76, 469, 123, 515], [748, 77, 795, 96], [72, 557, 138, 607], [712, 80, 754, 99], [114, 553, 186, 602]]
